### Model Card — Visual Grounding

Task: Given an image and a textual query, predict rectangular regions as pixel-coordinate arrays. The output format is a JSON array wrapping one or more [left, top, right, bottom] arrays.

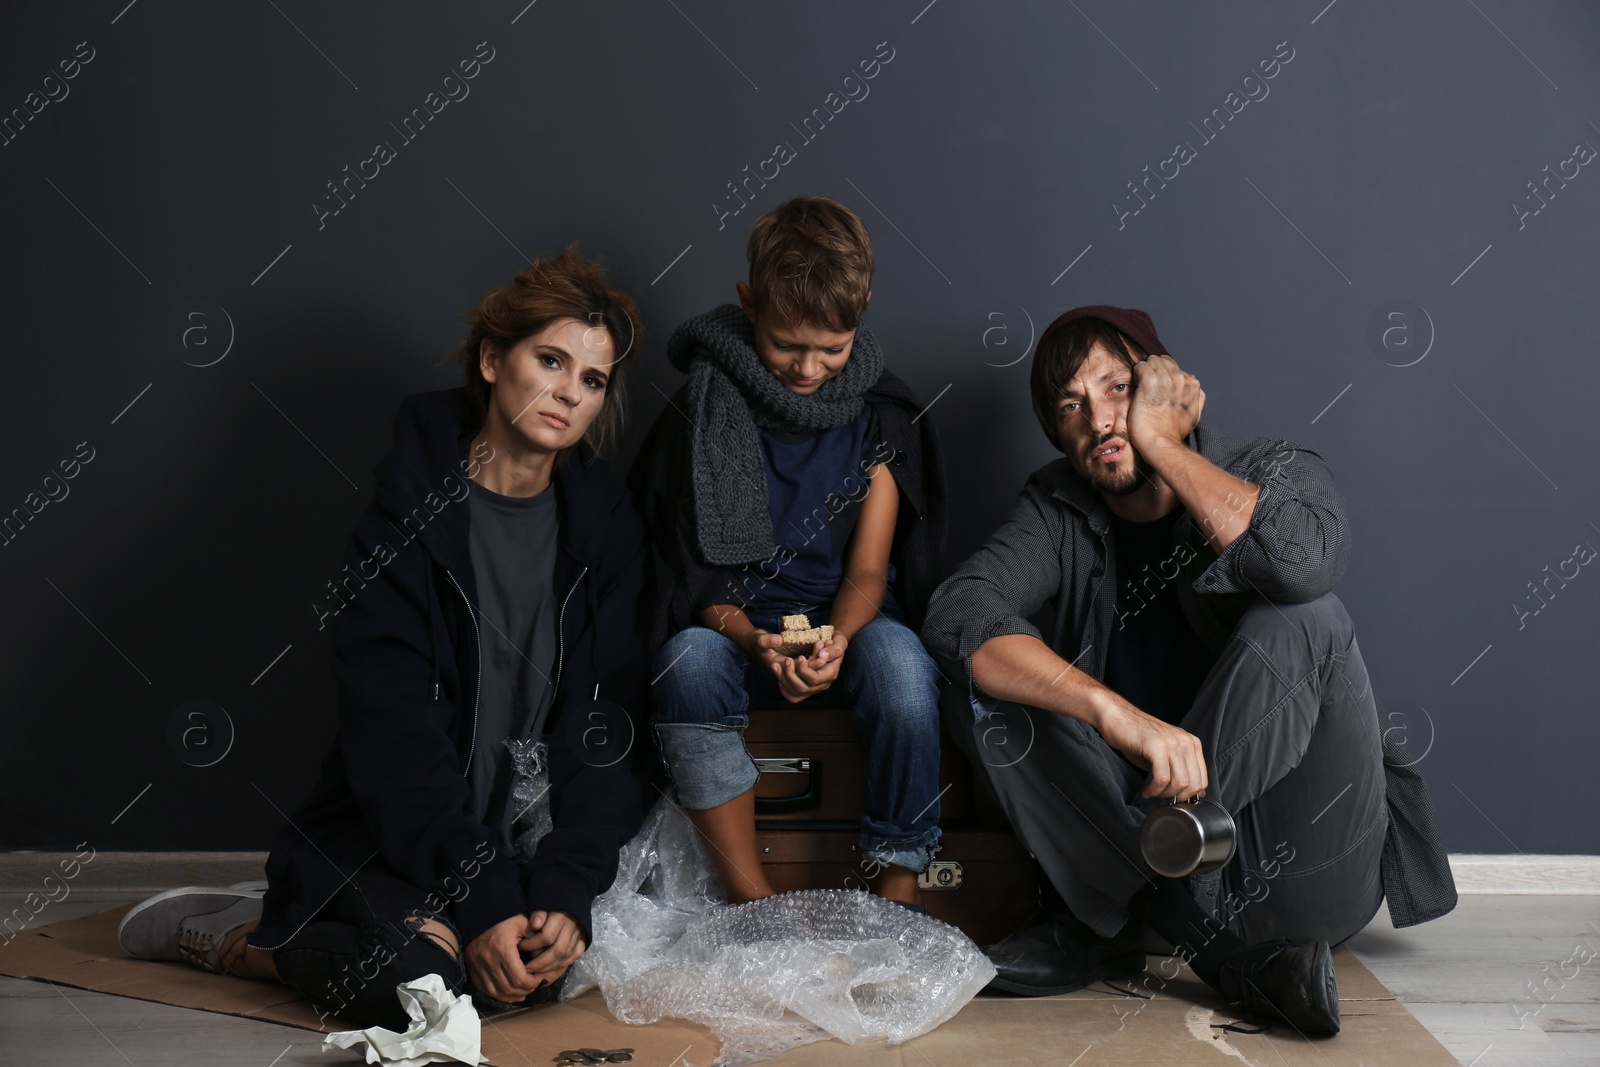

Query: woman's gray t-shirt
[[464, 479, 560, 847]]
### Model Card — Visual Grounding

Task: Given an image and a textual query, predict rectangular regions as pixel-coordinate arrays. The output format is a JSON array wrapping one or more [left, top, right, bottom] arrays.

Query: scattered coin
[[553, 1046, 633, 1066]]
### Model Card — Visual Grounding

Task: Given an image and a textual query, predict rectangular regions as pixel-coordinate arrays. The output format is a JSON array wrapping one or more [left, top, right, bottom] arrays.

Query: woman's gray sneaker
[[116, 886, 265, 974]]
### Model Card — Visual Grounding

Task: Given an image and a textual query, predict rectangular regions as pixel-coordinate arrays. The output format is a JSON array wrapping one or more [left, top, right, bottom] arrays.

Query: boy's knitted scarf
[[665, 303, 884, 565]]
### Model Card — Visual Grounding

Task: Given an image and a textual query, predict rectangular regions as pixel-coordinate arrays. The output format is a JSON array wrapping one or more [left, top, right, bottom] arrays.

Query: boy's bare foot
[[725, 887, 777, 906], [872, 865, 921, 905], [685, 790, 778, 904]]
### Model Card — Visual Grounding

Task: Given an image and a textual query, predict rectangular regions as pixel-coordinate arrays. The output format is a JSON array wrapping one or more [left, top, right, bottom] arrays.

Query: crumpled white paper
[[322, 973, 488, 1066]]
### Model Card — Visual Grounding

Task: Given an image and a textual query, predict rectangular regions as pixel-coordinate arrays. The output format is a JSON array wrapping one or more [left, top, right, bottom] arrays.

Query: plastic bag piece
[[504, 737, 553, 866], [561, 800, 997, 1067]]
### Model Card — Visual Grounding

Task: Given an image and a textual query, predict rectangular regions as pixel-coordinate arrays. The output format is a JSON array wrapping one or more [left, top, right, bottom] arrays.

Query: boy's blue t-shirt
[[749, 417, 896, 613]]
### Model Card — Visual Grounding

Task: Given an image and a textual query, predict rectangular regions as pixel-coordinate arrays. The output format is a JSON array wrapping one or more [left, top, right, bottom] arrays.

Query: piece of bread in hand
[[777, 614, 834, 655]]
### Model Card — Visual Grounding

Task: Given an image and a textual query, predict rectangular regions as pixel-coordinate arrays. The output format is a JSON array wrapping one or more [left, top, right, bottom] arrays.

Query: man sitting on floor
[[921, 304, 1455, 1035]]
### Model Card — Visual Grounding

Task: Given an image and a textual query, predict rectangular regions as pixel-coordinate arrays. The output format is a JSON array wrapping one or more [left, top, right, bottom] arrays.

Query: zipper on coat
[[446, 570, 481, 777], [551, 565, 588, 703]]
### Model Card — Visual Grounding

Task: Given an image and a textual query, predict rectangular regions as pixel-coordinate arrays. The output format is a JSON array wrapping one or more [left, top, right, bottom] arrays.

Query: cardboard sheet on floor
[[0, 902, 1458, 1066]]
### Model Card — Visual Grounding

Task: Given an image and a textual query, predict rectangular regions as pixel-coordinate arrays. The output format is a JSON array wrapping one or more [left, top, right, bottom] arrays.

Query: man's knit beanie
[[1038, 304, 1168, 359]]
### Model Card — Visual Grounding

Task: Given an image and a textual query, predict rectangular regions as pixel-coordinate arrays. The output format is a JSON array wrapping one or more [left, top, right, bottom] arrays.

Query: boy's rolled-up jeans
[[652, 605, 944, 874]]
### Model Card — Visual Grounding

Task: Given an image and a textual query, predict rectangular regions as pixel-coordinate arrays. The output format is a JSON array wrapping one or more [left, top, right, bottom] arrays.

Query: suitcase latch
[[918, 860, 964, 891]]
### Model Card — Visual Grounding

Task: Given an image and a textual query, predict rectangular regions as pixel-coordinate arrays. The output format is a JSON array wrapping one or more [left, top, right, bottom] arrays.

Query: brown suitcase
[[754, 827, 1038, 947], [746, 706, 973, 825]]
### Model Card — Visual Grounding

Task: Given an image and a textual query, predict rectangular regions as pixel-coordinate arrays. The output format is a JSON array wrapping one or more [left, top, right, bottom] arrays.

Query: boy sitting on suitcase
[[631, 195, 947, 906]]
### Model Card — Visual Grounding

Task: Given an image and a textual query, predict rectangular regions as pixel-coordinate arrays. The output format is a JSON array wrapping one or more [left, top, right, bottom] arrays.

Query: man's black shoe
[[982, 908, 1146, 996], [1218, 939, 1340, 1035]]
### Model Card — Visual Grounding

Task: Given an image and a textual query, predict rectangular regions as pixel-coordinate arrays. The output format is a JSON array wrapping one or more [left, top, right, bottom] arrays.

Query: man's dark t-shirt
[[1102, 508, 1217, 725]]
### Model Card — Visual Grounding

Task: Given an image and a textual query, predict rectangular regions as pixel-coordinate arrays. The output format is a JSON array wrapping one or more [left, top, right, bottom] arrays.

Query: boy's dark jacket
[[252, 388, 653, 952], [629, 367, 947, 646]]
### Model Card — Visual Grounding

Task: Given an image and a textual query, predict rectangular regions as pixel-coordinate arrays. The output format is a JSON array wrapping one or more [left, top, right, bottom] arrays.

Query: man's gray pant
[[946, 593, 1387, 947]]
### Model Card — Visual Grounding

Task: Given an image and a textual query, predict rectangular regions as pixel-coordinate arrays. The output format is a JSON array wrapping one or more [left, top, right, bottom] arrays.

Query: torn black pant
[[272, 853, 560, 1030], [946, 593, 1387, 947]]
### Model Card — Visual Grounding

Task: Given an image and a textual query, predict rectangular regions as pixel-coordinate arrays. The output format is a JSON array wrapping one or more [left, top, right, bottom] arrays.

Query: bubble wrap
[[504, 737, 553, 866], [559, 800, 996, 1067]]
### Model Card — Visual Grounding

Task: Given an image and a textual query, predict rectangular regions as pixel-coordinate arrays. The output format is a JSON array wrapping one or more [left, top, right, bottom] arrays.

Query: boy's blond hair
[[745, 196, 874, 332]]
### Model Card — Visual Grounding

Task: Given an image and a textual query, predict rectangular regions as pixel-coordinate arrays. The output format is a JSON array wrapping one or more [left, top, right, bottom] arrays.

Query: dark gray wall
[[3, 1, 1596, 855]]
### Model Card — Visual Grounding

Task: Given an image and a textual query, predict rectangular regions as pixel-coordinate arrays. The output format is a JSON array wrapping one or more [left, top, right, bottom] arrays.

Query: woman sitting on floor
[[117, 247, 655, 1030]]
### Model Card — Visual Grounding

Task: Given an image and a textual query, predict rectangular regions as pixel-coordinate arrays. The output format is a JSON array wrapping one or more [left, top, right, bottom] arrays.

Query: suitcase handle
[[752, 757, 823, 814]]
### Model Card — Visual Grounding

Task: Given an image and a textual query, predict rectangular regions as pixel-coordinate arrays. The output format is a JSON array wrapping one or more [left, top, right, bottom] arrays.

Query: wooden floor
[[1, 890, 1596, 1066], [1346, 894, 1600, 1066]]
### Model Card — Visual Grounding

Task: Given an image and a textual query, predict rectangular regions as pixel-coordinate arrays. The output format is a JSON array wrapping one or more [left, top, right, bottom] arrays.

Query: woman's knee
[[410, 918, 459, 961], [279, 928, 464, 1032], [359, 923, 467, 1022], [390, 927, 464, 983], [338, 942, 466, 1030]]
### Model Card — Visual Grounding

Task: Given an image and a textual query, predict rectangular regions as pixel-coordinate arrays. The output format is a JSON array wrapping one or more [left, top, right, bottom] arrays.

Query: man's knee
[[1236, 593, 1352, 653]]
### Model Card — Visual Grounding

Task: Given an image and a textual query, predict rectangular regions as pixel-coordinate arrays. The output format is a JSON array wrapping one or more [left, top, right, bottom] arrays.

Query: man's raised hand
[[1127, 353, 1204, 452]]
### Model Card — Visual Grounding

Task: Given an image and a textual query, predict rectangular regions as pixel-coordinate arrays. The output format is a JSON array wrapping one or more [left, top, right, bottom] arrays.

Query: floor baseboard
[[1449, 853, 1600, 894], [0, 852, 267, 892], [2, 851, 1597, 894]]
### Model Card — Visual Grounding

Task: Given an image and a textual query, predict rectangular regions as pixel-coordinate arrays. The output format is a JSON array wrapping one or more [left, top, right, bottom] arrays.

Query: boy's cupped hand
[[746, 629, 848, 702]]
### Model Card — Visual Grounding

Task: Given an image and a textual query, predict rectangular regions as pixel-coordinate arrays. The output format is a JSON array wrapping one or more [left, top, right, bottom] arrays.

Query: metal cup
[[1139, 797, 1237, 878]]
